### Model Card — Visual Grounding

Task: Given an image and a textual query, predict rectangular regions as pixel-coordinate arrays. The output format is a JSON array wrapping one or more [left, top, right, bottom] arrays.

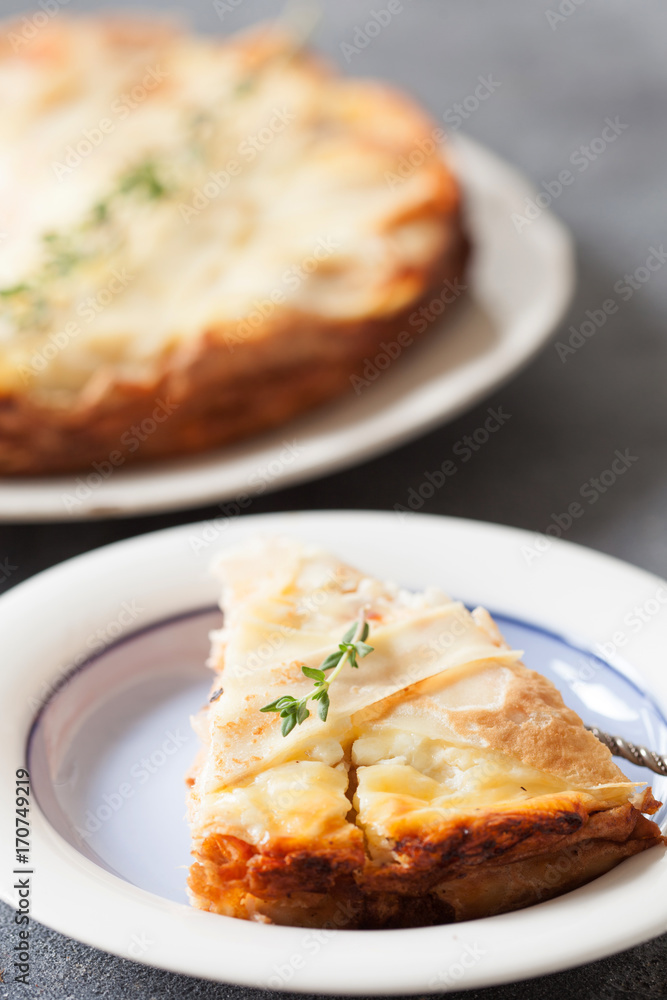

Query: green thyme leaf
[[261, 695, 294, 713], [355, 641, 374, 658], [234, 77, 255, 97], [320, 651, 342, 672], [301, 665, 326, 682], [317, 690, 330, 722], [117, 159, 168, 200], [92, 200, 110, 224], [260, 614, 374, 737], [281, 713, 297, 737]]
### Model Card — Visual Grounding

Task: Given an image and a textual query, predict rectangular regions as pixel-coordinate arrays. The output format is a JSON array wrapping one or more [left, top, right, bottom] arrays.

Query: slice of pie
[[186, 537, 663, 928]]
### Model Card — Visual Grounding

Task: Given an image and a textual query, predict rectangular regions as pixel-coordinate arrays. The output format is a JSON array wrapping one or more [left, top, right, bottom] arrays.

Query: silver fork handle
[[587, 725, 667, 777]]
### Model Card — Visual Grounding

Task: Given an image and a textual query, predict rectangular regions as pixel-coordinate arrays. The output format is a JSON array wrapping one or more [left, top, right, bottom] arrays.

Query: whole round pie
[[0, 16, 468, 473]]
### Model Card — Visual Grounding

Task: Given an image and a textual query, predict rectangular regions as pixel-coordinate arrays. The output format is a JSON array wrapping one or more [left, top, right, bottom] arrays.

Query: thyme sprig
[[0, 156, 171, 330], [260, 612, 374, 737]]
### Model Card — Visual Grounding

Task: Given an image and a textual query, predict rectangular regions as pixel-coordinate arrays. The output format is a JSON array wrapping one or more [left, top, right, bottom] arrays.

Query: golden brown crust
[[464, 663, 629, 788], [355, 658, 631, 793], [188, 794, 663, 928], [430, 832, 663, 923], [0, 233, 468, 474], [0, 16, 469, 475]]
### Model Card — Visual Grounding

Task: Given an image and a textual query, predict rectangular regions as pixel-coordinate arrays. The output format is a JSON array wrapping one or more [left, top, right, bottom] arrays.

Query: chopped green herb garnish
[[117, 159, 169, 200]]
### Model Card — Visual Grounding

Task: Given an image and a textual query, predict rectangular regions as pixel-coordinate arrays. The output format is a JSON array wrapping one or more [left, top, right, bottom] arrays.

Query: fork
[[587, 726, 667, 777]]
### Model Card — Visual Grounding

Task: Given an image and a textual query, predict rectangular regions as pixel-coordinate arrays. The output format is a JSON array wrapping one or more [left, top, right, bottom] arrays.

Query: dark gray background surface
[[0, 1, 666, 997]]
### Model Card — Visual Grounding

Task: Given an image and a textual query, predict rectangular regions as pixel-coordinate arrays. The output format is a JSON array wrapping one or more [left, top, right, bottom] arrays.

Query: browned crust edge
[[187, 794, 664, 928], [0, 229, 469, 475]]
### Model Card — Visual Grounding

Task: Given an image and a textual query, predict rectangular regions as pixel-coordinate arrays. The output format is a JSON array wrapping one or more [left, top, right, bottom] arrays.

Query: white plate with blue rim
[[0, 133, 574, 521], [0, 510, 666, 992]]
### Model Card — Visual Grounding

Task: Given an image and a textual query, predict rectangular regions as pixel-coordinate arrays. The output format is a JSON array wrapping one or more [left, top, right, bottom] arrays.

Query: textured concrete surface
[[1, 0, 666, 997]]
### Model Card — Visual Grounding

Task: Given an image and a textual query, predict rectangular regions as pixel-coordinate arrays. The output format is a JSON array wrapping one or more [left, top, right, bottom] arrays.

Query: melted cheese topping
[[352, 728, 570, 856], [197, 539, 524, 798], [0, 19, 453, 397], [190, 537, 636, 850], [199, 759, 350, 845]]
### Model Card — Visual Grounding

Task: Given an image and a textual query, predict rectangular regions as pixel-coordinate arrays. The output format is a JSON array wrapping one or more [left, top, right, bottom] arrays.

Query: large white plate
[[0, 510, 665, 994], [0, 135, 575, 521]]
